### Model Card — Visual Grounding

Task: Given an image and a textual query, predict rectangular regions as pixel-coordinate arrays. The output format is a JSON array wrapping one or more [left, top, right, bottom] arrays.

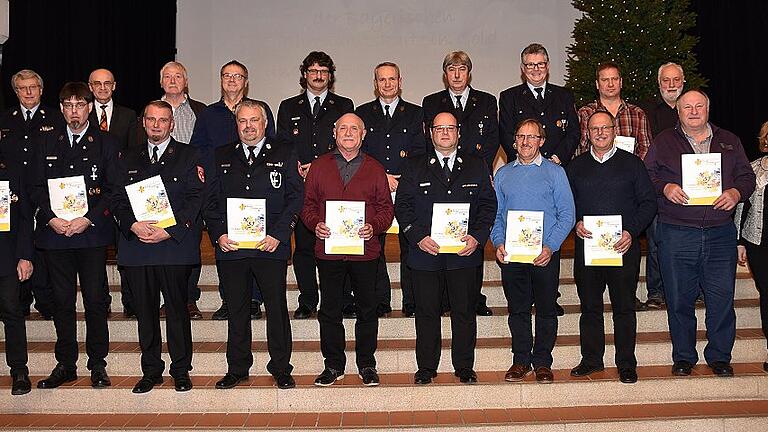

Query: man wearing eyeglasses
[[32, 82, 119, 390], [87, 69, 137, 152], [0, 69, 64, 320], [499, 43, 579, 166], [422, 51, 497, 317], [566, 111, 657, 384], [190, 60, 276, 321], [492, 119, 574, 384], [356, 62, 426, 318], [396, 112, 496, 385], [277, 51, 355, 320]]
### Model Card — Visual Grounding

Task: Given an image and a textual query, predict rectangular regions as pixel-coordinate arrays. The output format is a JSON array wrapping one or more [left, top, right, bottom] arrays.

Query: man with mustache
[[638, 62, 686, 310], [277, 51, 355, 320], [33, 82, 119, 390]]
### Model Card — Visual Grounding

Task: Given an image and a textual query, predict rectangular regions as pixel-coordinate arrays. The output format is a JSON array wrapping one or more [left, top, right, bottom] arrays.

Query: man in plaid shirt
[[576, 62, 652, 160]]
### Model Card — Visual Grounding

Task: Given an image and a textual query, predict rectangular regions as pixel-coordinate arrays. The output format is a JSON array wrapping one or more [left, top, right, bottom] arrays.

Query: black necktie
[[25, 110, 32, 122], [71, 134, 80, 147], [384, 104, 392, 126], [455, 95, 463, 111], [247, 146, 256, 165], [443, 156, 451, 180], [312, 96, 321, 118], [151, 146, 159, 164], [534, 87, 544, 101]]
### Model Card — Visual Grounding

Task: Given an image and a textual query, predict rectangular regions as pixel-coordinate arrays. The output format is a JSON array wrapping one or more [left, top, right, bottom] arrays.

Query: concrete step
[[1, 402, 767, 431], [7, 330, 766, 376], [1, 363, 766, 414], [13, 300, 763, 343], [83, 276, 759, 313]]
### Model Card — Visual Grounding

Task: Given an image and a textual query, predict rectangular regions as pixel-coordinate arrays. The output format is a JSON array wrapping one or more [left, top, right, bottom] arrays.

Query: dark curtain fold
[[690, 0, 768, 160], [1, 0, 176, 113]]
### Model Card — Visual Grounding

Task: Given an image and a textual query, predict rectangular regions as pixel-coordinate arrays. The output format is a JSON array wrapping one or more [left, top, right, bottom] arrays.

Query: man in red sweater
[[301, 113, 394, 387]]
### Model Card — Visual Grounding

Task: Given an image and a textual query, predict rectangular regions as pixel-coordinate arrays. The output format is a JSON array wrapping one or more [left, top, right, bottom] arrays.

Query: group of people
[[0, 42, 766, 398]]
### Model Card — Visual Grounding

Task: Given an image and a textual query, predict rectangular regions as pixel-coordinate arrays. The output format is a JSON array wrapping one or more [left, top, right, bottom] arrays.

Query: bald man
[[88, 68, 137, 151]]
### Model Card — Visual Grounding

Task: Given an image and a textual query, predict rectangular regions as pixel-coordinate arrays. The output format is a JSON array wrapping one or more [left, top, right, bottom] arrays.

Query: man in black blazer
[[421, 51, 496, 316], [395, 112, 497, 384], [499, 43, 580, 166], [356, 62, 426, 318], [276, 51, 355, 320], [33, 82, 118, 390], [87, 68, 137, 152], [111, 100, 205, 394], [0, 69, 63, 319]]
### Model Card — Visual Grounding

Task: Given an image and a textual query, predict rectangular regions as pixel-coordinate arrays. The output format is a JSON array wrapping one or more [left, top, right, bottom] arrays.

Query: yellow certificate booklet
[[430, 203, 470, 254], [504, 210, 543, 263], [47, 175, 88, 221], [387, 191, 399, 234], [0, 181, 10, 232], [227, 198, 266, 249], [125, 175, 176, 228], [583, 215, 623, 266], [325, 200, 365, 255], [614, 135, 636, 154], [682, 153, 721, 205]]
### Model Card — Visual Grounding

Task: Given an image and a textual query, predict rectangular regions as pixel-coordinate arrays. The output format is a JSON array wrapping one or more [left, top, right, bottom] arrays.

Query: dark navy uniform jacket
[[0, 105, 64, 171], [0, 153, 34, 277], [204, 138, 303, 261], [356, 98, 426, 175], [421, 88, 499, 171], [111, 139, 204, 266], [32, 123, 119, 249], [499, 83, 579, 164], [276, 92, 354, 165], [395, 152, 496, 271]]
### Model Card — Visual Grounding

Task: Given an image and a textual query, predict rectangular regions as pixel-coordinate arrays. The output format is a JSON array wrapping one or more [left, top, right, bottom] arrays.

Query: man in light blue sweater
[[491, 119, 575, 383]]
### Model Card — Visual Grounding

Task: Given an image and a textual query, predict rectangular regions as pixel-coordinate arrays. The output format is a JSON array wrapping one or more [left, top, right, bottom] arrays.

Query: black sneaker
[[314, 368, 344, 387], [212, 301, 229, 320], [359, 367, 380, 386], [645, 297, 665, 309]]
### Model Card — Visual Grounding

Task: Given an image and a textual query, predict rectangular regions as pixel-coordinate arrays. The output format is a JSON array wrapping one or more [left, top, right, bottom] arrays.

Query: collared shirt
[[162, 94, 196, 144], [434, 148, 457, 171], [379, 97, 400, 115], [526, 81, 548, 100], [307, 89, 329, 109], [242, 137, 266, 160], [20, 104, 40, 119], [448, 87, 470, 109], [577, 99, 652, 159], [148, 136, 172, 160], [95, 99, 113, 129], [682, 123, 713, 154], [333, 148, 363, 185], [67, 121, 90, 146], [513, 152, 543, 167], [590, 145, 618, 163]]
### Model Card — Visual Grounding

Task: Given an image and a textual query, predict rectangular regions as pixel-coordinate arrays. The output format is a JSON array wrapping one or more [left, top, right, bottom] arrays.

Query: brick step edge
[[2, 400, 768, 429]]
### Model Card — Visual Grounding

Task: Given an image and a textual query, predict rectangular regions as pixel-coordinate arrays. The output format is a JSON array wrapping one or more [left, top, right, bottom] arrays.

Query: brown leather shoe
[[534, 367, 554, 383], [188, 303, 203, 320], [505, 364, 532, 382]]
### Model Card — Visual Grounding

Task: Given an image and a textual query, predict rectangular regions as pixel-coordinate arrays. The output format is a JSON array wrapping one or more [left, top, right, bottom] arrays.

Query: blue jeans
[[645, 216, 664, 300], [657, 222, 736, 365]]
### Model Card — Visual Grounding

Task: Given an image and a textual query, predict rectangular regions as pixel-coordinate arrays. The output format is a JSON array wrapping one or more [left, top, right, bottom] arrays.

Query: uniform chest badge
[[270, 171, 282, 189], [400, 150, 406, 158], [87, 136, 94, 142], [476, 143, 482, 151], [41, 126, 54, 132], [91, 165, 98, 181], [293, 128, 299, 136], [10, 192, 19, 202], [478, 121, 484, 136]]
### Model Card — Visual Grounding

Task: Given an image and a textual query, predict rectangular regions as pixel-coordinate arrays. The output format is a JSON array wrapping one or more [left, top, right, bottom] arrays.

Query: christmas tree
[[565, 0, 706, 106]]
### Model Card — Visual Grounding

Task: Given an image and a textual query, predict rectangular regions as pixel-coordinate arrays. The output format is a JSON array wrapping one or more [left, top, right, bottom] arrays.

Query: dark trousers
[[0, 274, 28, 375], [317, 258, 378, 371], [658, 222, 736, 365], [744, 241, 768, 349], [574, 246, 639, 369], [217, 258, 292, 376], [412, 267, 478, 372], [395, 232, 415, 310], [216, 271, 263, 304], [121, 264, 203, 312], [375, 233, 414, 309], [294, 220, 353, 309], [645, 216, 664, 300], [44, 247, 109, 371], [123, 265, 193, 378], [502, 251, 561, 368], [20, 248, 54, 314]]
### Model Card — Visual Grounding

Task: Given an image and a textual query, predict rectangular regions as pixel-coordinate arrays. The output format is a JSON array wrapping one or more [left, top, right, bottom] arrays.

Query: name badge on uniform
[[270, 171, 282, 189], [419, 182, 431, 187], [266, 162, 284, 168], [46, 156, 58, 160], [128, 170, 138, 174]]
